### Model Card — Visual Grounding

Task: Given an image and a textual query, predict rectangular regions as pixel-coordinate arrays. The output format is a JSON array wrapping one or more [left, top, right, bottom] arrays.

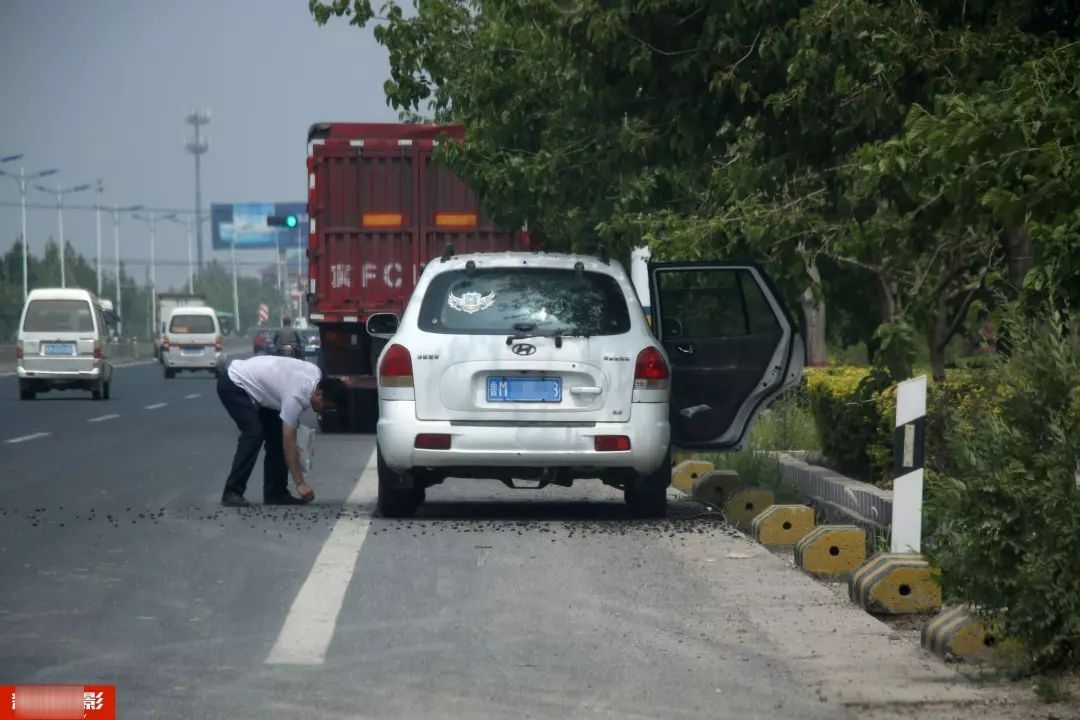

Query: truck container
[[305, 122, 529, 430], [154, 294, 206, 359]]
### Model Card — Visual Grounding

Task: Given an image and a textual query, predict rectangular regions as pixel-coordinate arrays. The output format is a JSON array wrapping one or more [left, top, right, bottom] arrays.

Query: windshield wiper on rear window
[[506, 322, 566, 348]]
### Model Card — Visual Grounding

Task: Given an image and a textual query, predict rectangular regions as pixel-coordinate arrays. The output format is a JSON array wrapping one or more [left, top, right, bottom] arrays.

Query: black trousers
[[217, 374, 288, 498]]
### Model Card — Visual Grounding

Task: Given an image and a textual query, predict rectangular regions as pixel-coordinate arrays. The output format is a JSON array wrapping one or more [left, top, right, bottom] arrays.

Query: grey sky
[[0, 0, 395, 290]]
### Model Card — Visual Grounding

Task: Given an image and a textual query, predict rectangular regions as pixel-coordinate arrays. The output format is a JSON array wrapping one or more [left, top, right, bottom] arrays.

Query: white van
[[17, 288, 114, 401], [162, 306, 225, 379]]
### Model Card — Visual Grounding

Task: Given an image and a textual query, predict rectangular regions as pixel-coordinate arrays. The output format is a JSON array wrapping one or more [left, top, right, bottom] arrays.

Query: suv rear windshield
[[22, 299, 95, 333], [418, 267, 631, 336], [169, 314, 216, 333]]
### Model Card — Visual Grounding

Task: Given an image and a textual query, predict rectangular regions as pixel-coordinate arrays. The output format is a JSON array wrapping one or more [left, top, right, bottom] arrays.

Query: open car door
[[649, 262, 805, 450]]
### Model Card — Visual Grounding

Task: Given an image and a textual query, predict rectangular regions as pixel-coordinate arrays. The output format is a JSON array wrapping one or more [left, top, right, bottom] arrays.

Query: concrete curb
[[751, 504, 815, 547], [774, 452, 892, 535], [724, 488, 774, 526], [921, 606, 1000, 661], [794, 525, 867, 581], [850, 553, 942, 614]]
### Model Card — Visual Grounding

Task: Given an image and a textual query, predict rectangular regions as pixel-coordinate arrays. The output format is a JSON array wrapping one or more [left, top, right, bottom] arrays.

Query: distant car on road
[[16, 288, 114, 401], [374, 251, 804, 518], [161, 306, 226, 379], [297, 328, 320, 364], [252, 328, 276, 355]]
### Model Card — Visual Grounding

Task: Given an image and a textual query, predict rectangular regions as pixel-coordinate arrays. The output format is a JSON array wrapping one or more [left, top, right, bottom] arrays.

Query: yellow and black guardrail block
[[921, 606, 1000, 661], [671, 459, 715, 495], [795, 525, 866, 580], [849, 553, 942, 614], [724, 488, 774, 525], [691, 469, 743, 507], [751, 504, 815, 547]]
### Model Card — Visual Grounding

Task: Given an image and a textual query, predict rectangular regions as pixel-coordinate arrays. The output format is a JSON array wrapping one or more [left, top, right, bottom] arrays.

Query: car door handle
[[570, 386, 603, 396], [674, 343, 695, 355]]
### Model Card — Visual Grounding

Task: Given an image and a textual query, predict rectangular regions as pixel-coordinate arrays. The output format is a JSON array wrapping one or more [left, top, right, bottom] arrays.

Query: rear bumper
[[377, 399, 670, 475], [18, 363, 105, 382], [164, 350, 224, 369]]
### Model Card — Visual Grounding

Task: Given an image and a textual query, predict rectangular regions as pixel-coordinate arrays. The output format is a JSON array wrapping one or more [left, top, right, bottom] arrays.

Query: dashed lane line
[[184, 393, 201, 399], [87, 414, 121, 423], [5, 432, 52, 444], [145, 403, 168, 410], [265, 451, 377, 666]]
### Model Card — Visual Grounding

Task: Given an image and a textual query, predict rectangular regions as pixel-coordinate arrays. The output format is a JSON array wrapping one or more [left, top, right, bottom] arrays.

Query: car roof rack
[[440, 243, 455, 262]]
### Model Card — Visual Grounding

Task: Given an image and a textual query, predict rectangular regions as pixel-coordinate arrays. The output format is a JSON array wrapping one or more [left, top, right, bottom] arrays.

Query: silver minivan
[[161, 306, 225, 379], [17, 288, 113, 400]]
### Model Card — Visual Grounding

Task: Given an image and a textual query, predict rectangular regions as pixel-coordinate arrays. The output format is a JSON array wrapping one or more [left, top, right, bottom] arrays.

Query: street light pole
[[132, 211, 158, 337], [1, 162, 58, 301], [104, 203, 143, 338], [94, 180, 104, 295], [34, 181, 93, 288], [230, 228, 240, 335], [161, 214, 196, 294]]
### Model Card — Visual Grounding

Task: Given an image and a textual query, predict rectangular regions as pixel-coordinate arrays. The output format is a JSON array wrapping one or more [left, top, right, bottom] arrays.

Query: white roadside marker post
[[892, 375, 927, 553]]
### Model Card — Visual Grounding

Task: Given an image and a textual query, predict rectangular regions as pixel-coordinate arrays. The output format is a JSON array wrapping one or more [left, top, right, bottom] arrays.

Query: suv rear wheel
[[377, 446, 424, 518], [624, 450, 671, 519], [18, 380, 35, 401]]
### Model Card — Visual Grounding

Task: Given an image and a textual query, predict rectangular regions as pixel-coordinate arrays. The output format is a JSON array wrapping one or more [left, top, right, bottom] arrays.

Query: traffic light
[[267, 214, 298, 228]]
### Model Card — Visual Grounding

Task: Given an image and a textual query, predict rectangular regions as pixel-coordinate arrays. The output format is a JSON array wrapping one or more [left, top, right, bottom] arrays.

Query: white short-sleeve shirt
[[227, 356, 322, 428]]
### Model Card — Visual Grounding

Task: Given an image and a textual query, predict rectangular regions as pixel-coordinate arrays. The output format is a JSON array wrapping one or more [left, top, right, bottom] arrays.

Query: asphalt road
[[0, 360, 993, 719]]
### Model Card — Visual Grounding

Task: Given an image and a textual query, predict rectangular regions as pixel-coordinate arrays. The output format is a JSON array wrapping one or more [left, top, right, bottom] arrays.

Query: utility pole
[[162, 214, 195, 294], [0, 159, 57, 301], [230, 227, 240, 335], [185, 109, 210, 270]]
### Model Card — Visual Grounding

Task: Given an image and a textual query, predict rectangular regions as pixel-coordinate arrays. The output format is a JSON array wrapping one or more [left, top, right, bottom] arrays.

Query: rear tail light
[[379, 344, 414, 387], [595, 435, 631, 452], [15, 340, 23, 360], [634, 347, 669, 389], [162, 335, 170, 349], [415, 433, 451, 450], [215, 335, 223, 351], [93, 341, 102, 359]]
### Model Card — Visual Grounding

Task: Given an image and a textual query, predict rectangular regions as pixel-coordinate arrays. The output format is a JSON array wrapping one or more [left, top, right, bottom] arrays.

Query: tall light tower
[[185, 109, 210, 270]]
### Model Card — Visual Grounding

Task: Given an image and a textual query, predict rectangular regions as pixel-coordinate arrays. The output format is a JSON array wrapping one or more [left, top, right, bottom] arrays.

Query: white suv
[[375, 251, 803, 518]]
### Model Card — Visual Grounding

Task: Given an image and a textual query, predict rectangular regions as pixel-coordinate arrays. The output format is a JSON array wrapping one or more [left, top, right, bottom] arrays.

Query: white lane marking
[[145, 402, 168, 410], [265, 453, 376, 666], [87, 414, 121, 423], [5, 432, 52, 444], [184, 393, 201, 399]]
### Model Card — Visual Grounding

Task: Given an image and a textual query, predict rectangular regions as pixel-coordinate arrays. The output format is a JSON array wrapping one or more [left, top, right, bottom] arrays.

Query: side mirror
[[366, 313, 399, 339]]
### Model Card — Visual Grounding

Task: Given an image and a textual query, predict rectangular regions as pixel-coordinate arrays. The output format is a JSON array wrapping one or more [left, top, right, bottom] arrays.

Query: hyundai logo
[[511, 343, 537, 356]]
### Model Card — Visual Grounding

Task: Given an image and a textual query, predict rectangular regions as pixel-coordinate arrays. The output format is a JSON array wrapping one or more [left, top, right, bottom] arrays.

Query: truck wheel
[[377, 446, 424, 518], [91, 381, 104, 401], [102, 380, 111, 400], [18, 381, 35, 401], [624, 450, 671, 519]]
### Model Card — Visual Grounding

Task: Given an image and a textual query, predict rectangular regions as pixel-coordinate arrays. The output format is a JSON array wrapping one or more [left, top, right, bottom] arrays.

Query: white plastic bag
[[297, 424, 316, 472]]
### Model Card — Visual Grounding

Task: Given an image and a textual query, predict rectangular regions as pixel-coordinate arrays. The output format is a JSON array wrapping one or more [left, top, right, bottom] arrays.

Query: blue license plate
[[43, 343, 75, 356], [181, 347, 204, 356], [487, 376, 562, 403]]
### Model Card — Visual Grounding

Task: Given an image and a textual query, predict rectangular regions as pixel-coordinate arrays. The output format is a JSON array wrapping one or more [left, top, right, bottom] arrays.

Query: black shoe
[[222, 491, 250, 508], [264, 492, 307, 506]]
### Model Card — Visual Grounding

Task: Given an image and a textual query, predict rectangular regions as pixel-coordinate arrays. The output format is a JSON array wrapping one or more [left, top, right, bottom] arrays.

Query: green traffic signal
[[267, 213, 300, 228], [285, 214, 297, 228]]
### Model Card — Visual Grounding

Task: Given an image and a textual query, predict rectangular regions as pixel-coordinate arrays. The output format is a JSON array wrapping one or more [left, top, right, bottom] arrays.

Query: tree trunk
[[800, 258, 828, 366], [1005, 225, 1034, 294]]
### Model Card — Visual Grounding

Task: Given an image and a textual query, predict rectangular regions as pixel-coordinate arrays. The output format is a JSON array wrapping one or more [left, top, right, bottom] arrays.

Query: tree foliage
[[313, 0, 1078, 377]]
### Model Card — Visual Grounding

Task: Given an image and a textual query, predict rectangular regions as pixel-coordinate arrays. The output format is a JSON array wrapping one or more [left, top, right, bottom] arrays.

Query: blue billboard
[[211, 202, 305, 250]]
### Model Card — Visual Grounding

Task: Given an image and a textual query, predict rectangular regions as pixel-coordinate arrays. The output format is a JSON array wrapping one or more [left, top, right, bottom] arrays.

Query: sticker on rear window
[[447, 290, 495, 314]]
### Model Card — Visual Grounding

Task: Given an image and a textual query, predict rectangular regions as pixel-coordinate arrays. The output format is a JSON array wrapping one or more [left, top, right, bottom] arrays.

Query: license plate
[[486, 376, 562, 403], [43, 343, 75, 356], [181, 347, 204, 356]]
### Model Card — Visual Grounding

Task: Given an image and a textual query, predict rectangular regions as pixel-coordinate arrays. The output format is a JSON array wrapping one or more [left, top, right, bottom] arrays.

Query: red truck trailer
[[305, 122, 529, 430]]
